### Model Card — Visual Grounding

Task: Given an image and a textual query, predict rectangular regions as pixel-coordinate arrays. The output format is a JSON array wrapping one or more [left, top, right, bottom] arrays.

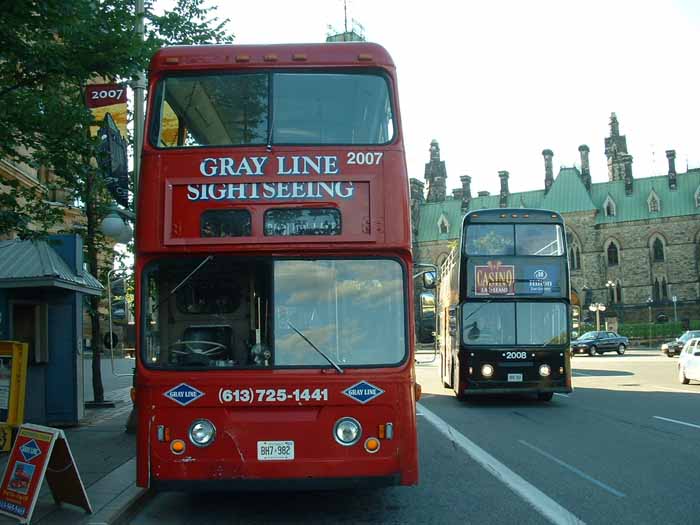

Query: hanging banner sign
[[0, 424, 91, 523], [474, 260, 515, 295], [86, 83, 128, 139]]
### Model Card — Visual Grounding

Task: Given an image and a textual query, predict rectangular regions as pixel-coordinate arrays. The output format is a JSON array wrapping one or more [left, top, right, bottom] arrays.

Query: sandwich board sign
[[0, 424, 91, 523]]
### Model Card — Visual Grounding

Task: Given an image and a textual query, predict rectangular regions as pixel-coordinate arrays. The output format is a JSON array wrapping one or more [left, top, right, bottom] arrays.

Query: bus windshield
[[151, 71, 394, 147], [464, 224, 564, 256], [461, 301, 568, 346], [142, 257, 406, 369]]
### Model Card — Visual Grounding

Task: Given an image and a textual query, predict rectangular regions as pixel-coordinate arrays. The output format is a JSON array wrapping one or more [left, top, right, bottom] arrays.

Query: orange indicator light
[[364, 438, 380, 453], [164, 57, 179, 64], [378, 425, 386, 439], [235, 54, 250, 62], [415, 383, 422, 401], [263, 54, 278, 62], [170, 439, 186, 455], [130, 387, 136, 402], [357, 53, 373, 61], [292, 53, 307, 61]]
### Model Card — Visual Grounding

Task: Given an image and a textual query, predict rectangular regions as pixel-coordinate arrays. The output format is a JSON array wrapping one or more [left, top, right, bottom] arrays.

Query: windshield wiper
[[153, 255, 214, 313], [287, 321, 343, 374]]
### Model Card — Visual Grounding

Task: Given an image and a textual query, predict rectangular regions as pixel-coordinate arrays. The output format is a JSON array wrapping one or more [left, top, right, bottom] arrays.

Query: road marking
[[418, 403, 585, 525], [653, 416, 700, 430], [519, 440, 626, 498], [554, 393, 569, 398], [572, 371, 594, 377], [651, 385, 700, 395]]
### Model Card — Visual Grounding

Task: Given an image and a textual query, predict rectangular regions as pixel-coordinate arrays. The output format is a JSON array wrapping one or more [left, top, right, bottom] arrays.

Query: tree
[[0, 0, 234, 403]]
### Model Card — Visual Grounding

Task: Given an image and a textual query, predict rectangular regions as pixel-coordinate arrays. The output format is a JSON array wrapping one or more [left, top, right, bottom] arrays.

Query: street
[[126, 348, 700, 524]]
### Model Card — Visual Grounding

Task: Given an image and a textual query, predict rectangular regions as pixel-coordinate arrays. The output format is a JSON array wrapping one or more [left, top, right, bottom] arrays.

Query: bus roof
[[150, 42, 395, 73], [464, 208, 563, 223]]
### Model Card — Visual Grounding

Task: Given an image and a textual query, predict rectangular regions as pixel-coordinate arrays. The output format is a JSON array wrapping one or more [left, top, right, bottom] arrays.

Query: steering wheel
[[170, 340, 227, 356]]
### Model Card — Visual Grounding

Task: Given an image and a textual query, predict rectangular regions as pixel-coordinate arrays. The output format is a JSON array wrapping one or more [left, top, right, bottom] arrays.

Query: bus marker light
[[130, 387, 136, 402], [559, 367, 564, 375], [512, 214, 518, 218], [235, 54, 250, 62], [357, 53, 373, 61], [378, 425, 385, 439], [539, 364, 551, 377], [385, 423, 394, 440], [415, 383, 422, 401], [468, 367, 473, 375], [264, 54, 278, 62], [165, 57, 179, 64], [482, 364, 494, 378], [292, 53, 308, 61], [364, 438, 380, 453], [170, 439, 186, 455]]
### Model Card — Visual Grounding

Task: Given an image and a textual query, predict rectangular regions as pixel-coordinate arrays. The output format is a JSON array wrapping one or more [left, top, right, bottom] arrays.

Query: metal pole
[[132, 0, 146, 204], [648, 305, 652, 348]]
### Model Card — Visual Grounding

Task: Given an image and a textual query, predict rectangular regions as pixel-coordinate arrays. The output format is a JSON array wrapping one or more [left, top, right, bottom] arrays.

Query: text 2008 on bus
[[134, 43, 419, 490]]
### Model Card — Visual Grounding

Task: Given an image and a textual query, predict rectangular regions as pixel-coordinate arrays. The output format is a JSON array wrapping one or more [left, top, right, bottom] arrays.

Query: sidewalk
[[0, 387, 145, 524]]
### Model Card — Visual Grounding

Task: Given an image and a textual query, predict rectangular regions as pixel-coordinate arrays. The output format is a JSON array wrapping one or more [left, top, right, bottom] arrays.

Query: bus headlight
[[481, 364, 494, 378], [334, 417, 362, 446], [188, 419, 216, 447], [539, 364, 551, 377]]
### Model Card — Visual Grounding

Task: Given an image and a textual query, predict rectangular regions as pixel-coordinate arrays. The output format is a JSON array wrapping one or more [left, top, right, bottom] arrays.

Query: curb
[[86, 484, 152, 525]]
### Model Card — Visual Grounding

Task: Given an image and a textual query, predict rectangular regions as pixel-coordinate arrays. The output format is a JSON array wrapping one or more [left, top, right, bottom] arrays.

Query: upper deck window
[[151, 71, 395, 148], [464, 223, 564, 256]]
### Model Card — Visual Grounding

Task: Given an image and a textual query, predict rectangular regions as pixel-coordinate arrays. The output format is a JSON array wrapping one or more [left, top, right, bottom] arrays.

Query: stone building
[[411, 114, 700, 325]]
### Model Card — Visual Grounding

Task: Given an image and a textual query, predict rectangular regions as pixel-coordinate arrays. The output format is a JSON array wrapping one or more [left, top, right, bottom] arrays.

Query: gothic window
[[653, 278, 661, 302], [437, 214, 449, 235], [616, 281, 622, 303], [662, 277, 669, 301], [647, 190, 660, 213], [652, 238, 665, 262], [575, 247, 581, 270], [606, 241, 619, 266], [603, 195, 616, 217], [695, 186, 700, 207]]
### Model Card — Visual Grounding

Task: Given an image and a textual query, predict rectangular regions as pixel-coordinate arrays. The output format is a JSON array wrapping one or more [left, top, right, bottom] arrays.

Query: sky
[[163, 0, 700, 196]]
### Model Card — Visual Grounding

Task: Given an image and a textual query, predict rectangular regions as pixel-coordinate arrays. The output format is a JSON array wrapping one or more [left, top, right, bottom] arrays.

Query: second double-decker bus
[[436, 209, 573, 401], [134, 42, 418, 490]]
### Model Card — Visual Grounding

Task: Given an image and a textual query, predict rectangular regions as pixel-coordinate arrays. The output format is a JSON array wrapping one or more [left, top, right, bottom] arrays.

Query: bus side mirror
[[422, 271, 436, 289]]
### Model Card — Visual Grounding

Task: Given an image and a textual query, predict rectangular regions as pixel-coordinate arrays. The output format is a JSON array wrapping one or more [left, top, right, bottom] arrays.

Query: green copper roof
[[541, 167, 597, 213], [415, 168, 700, 242]]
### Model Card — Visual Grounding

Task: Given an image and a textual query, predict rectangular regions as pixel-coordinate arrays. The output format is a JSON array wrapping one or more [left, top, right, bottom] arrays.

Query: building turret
[[542, 149, 554, 193], [424, 139, 447, 202], [604, 112, 633, 184], [578, 144, 592, 191], [498, 170, 510, 208], [460, 175, 472, 211], [666, 150, 677, 190]]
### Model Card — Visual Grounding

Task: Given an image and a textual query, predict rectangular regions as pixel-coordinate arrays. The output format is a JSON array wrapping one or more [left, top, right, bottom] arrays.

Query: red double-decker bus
[[134, 43, 418, 490]]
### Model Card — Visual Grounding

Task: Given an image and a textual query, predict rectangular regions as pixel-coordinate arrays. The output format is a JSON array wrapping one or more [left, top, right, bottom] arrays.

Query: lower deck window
[[461, 301, 567, 346], [142, 257, 406, 369]]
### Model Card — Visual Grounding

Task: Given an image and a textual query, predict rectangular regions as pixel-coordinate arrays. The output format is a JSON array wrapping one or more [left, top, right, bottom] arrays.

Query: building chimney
[[578, 144, 592, 191], [498, 170, 509, 208], [460, 175, 472, 211], [542, 149, 554, 193], [477, 190, 491, 197], [409, 178, 424, 238], [623, 154, 634, 195], [452, 188, 463, 201], [666, 150, 677, 190]]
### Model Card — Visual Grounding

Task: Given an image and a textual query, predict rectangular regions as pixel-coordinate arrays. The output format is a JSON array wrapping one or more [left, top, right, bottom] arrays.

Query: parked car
[[678, 337, 700, 384], [571, 331, 629, 356], [661, 330, 700, 357]]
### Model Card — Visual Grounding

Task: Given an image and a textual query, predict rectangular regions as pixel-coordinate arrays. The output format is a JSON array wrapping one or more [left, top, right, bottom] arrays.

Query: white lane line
[[418, 403, 584, 525], [653, 416, 700, 430], [572, 371, 594, 377], [651, 385, 700, 395], [554, 393, 570, 398], [519, 440, 626, 498]]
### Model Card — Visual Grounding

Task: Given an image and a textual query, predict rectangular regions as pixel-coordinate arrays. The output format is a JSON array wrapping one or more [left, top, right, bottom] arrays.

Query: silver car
[[678, 337, 700, 384]]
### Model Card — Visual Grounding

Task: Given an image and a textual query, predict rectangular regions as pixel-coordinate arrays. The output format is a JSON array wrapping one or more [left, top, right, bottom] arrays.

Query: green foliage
[[616, 322, 684, 340], [0, 0, 234, 238]]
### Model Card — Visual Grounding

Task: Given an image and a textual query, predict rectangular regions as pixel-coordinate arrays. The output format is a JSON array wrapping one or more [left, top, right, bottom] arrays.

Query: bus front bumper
[[151, 474, 401, 492], [460, 381, 572, 395]]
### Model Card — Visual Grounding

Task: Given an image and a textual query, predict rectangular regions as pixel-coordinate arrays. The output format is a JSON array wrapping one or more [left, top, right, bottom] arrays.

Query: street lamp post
[[588, 303, 606, 331], [672, 295, 677, 322], [646, 297, 653, 348]]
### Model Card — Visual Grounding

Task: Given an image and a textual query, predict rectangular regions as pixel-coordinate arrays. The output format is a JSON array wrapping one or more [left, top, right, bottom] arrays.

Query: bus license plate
[[507, 373, 523, 382], [257, 441, 294, 461]]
